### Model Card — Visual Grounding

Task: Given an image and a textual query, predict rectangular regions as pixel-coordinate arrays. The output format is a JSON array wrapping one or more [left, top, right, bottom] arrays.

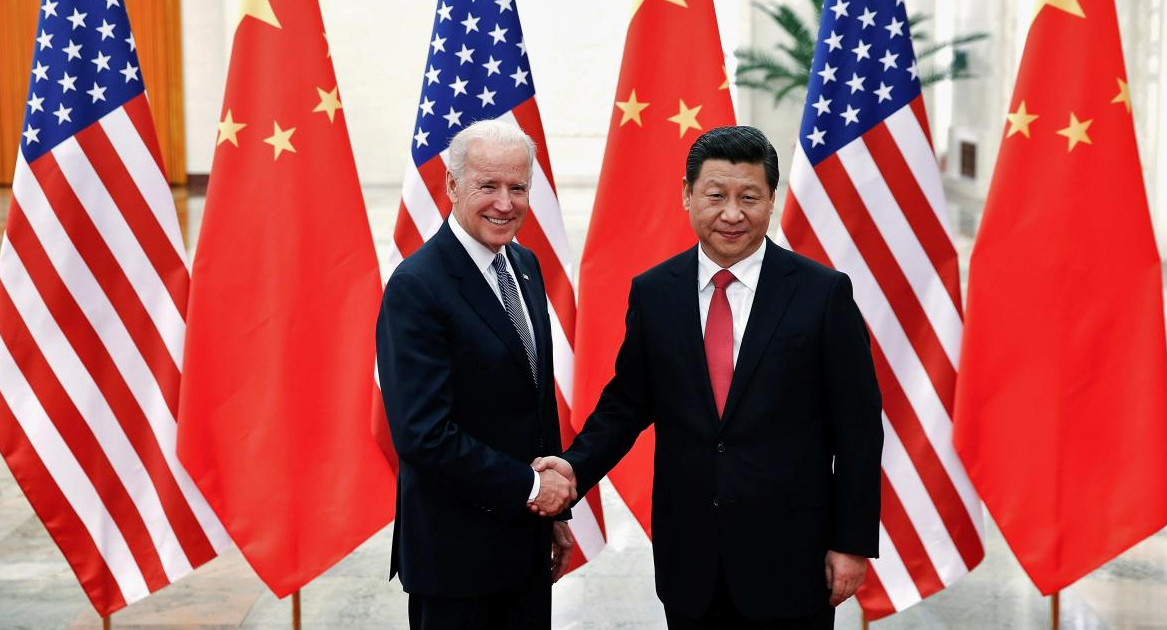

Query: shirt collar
[[697, 239, 767, 293], [449, 215, 506, 276]]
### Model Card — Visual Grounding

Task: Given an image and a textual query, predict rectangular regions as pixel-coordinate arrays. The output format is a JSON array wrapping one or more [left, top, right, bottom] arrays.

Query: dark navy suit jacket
[[564, 239, 883, 619], [376, 220, 563, 598]]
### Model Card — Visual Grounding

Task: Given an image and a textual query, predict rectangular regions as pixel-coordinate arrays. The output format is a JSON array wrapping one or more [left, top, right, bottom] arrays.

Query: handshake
[[528, 456, 577, 517]]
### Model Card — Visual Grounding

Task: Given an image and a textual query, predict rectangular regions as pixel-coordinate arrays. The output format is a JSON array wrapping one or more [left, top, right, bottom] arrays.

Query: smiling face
[[447, 139, 532, 252], [683, 159, 775, 268]]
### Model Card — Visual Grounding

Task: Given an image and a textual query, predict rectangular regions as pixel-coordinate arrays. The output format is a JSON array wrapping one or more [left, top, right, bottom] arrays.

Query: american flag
[[778, 0, 985, 618], [390, 0, 606, 568], [0, 0, 228, 616]]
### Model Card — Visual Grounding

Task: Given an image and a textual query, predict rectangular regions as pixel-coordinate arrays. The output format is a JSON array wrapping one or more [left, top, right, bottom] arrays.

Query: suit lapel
[[667, 248, 720, 419], [435, 223, 535, 384], [721, 240, 799, 424]]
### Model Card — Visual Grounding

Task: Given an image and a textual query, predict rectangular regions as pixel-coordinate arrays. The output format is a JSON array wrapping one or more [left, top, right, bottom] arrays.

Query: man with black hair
[[537, 126, 883, 629]]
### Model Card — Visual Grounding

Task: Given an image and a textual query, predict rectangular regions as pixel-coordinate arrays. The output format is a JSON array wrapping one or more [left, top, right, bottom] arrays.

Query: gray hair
[[447, 119, 536, 184]]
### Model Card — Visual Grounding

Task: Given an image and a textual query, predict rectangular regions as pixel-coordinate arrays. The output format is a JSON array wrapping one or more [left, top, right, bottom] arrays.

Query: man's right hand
[[530, 467, 574, 517], [528, 456, 577, 516]]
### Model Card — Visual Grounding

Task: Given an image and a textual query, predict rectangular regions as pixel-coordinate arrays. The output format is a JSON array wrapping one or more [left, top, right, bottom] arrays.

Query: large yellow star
[[1035, 0, 1084, 18], [720, 65, 730, 90], [667, 100, 703, 138], [1111, 78, 1131, 113], [1005, 101, 1039, 138], [238, 0, 281, 29], [313, 86, 343, 122], [1055, 112, 1093, 151], [615, 90, 650, 127], [632, 0, 687, 17], [217, 109, 246, 147], [263, 121, 297, 160]]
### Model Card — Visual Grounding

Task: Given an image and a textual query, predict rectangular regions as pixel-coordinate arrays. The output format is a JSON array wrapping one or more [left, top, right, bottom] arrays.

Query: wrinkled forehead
[[465, 139, 533, 174]]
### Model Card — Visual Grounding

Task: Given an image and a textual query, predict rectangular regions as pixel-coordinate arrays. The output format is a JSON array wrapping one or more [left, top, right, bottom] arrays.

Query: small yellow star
[[216, 109, 246, 147], [720, 65, 730, 90], [667, 99, 703, 138], [1035, 0, 1084, 18], [238, 0, 281, 29], [313, 86, 343, 123], [1111, 78, 1131, 113], [1005, 101, 1039, 138], [615, 90, 650, 127], [263, 121, 297, 160], [1055, 112, 1093, 151], [323, 32, 331, 58], [632, 0, 687, 17]]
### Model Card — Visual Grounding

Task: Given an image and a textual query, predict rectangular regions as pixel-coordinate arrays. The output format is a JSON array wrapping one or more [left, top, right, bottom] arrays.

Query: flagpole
[[1050, 591, 1060, 630], [102, 616, 111, 630], [292, 590, 301, 630], [861, 610, 869, 630]]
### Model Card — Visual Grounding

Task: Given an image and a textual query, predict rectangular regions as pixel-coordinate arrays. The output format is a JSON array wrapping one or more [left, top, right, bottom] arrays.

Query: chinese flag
[[954, 0, 1167, 594], [177, 0, 394, 596], [572, 0, 735, 535]]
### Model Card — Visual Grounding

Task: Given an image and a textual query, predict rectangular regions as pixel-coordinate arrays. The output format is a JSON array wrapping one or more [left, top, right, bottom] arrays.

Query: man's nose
[[494, 189, 515, 212], [720, 201, 745, 222]]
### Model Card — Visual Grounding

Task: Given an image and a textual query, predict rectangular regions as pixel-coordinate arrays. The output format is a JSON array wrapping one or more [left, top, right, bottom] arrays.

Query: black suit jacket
[[375, 221, 564, 598], [564, 239, 883, 619]]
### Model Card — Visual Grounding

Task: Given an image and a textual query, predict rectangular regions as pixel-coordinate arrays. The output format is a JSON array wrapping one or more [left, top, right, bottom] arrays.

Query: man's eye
[[481, 185, 496, 192]]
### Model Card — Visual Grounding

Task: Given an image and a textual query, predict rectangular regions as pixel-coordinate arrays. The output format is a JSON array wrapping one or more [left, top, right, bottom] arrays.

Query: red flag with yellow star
[[954, 0, 1167, 594], [572, 0, 734, 535], [176, 0, 394, 596]]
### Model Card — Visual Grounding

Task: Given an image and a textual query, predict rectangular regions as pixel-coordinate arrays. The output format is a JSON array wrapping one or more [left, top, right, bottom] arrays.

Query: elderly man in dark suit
[[377, 119, 575, 630], [537, 126, 883, 629]]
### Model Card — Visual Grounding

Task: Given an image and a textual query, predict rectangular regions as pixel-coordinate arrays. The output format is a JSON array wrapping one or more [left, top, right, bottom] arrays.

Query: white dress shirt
[[697, 240, 767, 366], [448, 216, 542, 502]]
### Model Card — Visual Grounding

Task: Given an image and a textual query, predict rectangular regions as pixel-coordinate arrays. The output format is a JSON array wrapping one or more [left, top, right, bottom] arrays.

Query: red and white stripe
[[779, 97, 984, 618], [0, 94, 230, 615], [391, 100, 606, 567]]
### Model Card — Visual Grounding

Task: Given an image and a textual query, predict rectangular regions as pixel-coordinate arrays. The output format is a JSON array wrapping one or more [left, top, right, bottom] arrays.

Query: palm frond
[[771, 81, 808, 106], [738, 1, 986, 105], [734, 48, 803, 79]]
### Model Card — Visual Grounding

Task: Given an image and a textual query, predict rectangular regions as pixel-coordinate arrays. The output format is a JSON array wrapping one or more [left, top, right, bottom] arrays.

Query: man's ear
[[446, 171, 458, 204], [681, 178, 692, 212]]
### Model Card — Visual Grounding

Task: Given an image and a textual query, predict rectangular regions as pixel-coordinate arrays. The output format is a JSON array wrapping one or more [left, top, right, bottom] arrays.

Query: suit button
[[712, 498, 720, 507], [716, 441, 726, 453]]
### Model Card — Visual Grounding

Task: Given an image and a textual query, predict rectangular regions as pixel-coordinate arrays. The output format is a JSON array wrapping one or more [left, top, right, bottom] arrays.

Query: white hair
[[447, 119, 536, 184]]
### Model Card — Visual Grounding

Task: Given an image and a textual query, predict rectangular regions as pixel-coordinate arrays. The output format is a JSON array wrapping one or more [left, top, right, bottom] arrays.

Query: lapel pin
[[522, 273, 530, 281]]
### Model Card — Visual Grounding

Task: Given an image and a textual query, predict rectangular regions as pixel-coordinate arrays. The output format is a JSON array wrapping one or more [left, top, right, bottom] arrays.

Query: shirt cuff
[[527, 468, 540, 503]]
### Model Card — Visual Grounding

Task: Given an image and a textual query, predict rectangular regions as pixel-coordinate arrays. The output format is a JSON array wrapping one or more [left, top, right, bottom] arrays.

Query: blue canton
[[412, 0, 534, 165], [799, 0, 921, 164], [21, 0, 146, 162]]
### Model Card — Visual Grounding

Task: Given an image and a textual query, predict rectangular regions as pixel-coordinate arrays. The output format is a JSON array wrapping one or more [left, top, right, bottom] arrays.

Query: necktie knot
[[492, 252, 507, 274], [712, 269, 736, 291]]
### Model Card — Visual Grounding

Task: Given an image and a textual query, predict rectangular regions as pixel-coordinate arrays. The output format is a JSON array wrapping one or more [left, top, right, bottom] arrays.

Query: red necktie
[[705, 269, 736, 418]]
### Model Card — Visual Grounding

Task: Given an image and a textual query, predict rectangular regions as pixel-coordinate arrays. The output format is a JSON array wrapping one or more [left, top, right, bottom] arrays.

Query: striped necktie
[[492, 252, 538, 382]]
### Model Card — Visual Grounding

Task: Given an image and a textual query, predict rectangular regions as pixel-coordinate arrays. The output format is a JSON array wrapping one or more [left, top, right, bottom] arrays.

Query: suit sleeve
[[377, 269, 533, 517], [563, 280, 655, 496], [822, 273, 884, 557]]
